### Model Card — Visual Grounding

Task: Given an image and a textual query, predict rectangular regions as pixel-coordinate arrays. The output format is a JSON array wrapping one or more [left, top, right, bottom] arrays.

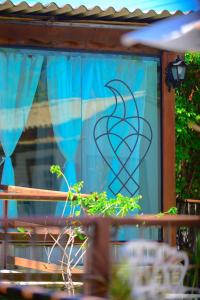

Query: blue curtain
[[81, 57, 117, 194], [80, 55, 151, 239], [105, 69, 146, 199], [47, 52, 157, 226], [47, 55, 82, 216], [81, 55, 148, 199], [0, 51, 43, 217], [0, 48, 159, 226]]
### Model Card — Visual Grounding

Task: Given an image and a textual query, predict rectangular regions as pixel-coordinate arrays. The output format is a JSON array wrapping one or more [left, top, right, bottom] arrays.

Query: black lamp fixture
[[166, 56, 187, 92]]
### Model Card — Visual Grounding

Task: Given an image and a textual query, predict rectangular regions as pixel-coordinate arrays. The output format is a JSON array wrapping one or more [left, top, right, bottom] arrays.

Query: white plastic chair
[[123, 240, 190, 300]]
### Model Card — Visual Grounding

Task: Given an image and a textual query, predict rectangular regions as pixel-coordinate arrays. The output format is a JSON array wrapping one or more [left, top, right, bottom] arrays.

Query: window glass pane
[[0, 48, 161, 217]]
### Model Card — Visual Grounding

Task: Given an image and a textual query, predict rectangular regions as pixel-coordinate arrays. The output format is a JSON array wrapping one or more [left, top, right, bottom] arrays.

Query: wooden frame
[[162, 52, 176, 212], [0, 20, 175, 219], [0, 21, 160, 54], [0, 214, 200, 298]]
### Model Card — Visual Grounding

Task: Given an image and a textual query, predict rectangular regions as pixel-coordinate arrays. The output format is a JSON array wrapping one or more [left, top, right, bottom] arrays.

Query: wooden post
[[84, 217, 111, 298], [162, 51, 177, 245], [162, 51, 176, 212], [2, 200, 8, 269]]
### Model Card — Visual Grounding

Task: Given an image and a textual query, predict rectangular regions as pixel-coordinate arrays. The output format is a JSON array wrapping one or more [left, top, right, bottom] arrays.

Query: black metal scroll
[[93, 79, 153, 197]]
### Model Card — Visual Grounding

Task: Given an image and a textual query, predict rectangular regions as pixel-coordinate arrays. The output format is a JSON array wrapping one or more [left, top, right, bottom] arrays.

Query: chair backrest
[[123, 240, 189, 299]]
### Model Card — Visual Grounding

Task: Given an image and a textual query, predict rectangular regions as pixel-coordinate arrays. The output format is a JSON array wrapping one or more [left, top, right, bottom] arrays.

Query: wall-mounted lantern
[[166, 56, 187, 92]]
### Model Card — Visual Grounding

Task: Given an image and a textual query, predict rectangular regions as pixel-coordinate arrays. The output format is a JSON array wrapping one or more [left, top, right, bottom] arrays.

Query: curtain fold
[[81, 55, 154, 240], [0, 48, 159, 227], [81, 56, 147, 200], [46, 52, 158, 228], [47, 55, 82, 216], [0, 51, 43, 217], [81, 57, 119, 194]]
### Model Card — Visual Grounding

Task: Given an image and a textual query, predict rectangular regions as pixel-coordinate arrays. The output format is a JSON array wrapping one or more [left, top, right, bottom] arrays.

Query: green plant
[[50, 165, 180, 294], [110, 263, 132, 300], [191, 233, 200, 288], [176, 52, 200, 200], [50, 165, 142, 218], [49, 164, 142, 292], [156, 207, 178, 217]]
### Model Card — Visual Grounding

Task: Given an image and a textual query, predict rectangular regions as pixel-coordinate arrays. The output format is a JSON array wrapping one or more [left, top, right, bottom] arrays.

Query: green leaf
[[17, 227, 26, 233], [75, 210, 81, 216], [77, 233, 86, 241], [50, 165, 62, 178], [167, 207, 178, 215], [156, 212, 164, 217], [175, 52, 200, 200]]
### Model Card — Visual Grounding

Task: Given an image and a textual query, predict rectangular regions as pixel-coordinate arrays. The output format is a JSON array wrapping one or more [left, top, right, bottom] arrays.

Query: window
[[0, 48, 161, 217]]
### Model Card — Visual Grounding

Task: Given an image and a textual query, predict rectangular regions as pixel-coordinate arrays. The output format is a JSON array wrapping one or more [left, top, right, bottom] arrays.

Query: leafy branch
[[175, 52, 200, 200], [50, 165, 142, 218]]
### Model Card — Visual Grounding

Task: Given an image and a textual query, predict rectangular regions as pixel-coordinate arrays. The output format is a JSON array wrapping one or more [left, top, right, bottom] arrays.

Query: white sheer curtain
[[0, 51, 43, 217], [47, 55, 82, 216]]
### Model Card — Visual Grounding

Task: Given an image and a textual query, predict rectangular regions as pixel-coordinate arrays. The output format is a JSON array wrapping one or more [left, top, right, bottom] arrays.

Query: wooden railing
[[0, 184, 89, 201], [0, 215, 200, 299], [178, 198, 200, 215], [0, 186, 199, 299], [0, 185, 90, 276]]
